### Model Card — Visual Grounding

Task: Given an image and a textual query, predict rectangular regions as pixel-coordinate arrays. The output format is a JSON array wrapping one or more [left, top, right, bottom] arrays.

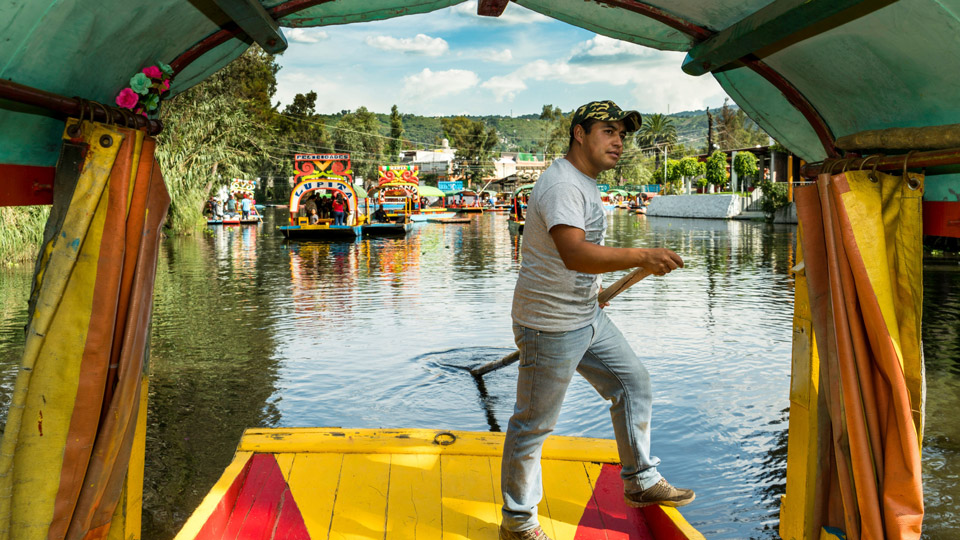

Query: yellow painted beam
[[385, 454, 443, 540], [329, 454, 391, 540], [779, 231, 824, 540], [239, 428, 619, 463], [287, 453, 344, 538], [441, 455, 500, 540], [654, 507, 707, 540]]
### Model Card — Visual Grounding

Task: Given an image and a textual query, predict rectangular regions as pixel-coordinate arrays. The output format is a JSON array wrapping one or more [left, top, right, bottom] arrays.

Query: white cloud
[[403, 68, 479, 99], [481, 75, 527, 101], [284, 28, 329, 44], [479, 36, 726, 111], [364, 33, 449, 56], [569, 35, 659, 63], [488, 48, 513, 62], [453, 1, 552, 24]]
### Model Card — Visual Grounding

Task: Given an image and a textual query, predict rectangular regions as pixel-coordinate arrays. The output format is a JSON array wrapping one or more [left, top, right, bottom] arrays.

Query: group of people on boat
[[303, 192, 347, 226], [206, 192, 257, 220]]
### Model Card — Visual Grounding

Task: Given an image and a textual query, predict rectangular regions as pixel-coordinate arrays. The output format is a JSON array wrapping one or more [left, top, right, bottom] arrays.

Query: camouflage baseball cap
[[569, 100, 642, 136]]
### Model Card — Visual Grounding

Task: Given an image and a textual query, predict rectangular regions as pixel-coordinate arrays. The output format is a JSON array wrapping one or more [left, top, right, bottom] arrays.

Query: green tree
[[705, 150, 728, 189], [716, 98, 770, 150], [677, 156, 701, 192], [441, 116, 498, 186], [389, 104, 404, 160], [279, 91, 330, 154], [759, 178, 789, 219], [636, 113, 677, 173], [333, 106, 384, 183], [157, 46, 277, 232], [539, 104, 570, 158], [733, 151, 759, 188], [664, 158, 683, 194]]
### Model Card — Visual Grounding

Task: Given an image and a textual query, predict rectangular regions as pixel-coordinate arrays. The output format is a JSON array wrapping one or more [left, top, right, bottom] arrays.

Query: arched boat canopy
[[371, 182, 419, 199], [288, 178, 358, 225], [3, 1, 960, 203]]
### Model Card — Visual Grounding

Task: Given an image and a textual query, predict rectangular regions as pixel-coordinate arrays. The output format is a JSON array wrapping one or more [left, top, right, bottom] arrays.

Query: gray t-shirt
[[512, 158, 606, 331]]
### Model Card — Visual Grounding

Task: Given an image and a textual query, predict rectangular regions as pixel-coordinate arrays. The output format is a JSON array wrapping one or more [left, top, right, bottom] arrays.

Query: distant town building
[[400, 138, 456, 178], [485, 151, 549, 191]]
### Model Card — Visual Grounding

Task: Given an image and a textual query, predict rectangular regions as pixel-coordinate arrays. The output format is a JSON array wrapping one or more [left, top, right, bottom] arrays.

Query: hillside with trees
[[148, 46, 773, 232]]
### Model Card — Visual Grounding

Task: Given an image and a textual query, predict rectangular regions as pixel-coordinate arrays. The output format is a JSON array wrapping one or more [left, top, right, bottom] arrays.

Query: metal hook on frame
[[859, 154, 882, 183], [67, 98, 86, 137], [902, 150, 921, 190]]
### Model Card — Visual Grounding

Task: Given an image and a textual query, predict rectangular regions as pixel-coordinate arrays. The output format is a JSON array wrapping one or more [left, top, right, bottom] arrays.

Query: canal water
[[0, 209, 957, 539]]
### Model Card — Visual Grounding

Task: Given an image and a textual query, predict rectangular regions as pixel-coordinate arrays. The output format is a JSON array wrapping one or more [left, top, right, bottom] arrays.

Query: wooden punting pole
[[0, 78, 162, 134], [800, 148, 960, 178]]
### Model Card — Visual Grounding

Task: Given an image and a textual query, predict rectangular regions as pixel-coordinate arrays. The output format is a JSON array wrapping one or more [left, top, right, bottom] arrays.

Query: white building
[[400, 139, 457, 177]]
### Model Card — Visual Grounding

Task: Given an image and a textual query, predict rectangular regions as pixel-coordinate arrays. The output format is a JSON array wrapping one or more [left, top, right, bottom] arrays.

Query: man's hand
[[598, 287, 610, 309], [639, 248, 684, 276]]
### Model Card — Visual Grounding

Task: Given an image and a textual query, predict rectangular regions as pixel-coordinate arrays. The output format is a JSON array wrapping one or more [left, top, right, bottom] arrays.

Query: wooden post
[[779, 235, 826, 540], [787, 155, 794, 202]]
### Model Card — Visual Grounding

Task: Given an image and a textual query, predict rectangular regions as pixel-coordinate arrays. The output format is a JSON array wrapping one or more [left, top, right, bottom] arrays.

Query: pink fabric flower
[[161, 79, 170, 91], [116, 87, 139, 109], [142, 65, 162, 79]]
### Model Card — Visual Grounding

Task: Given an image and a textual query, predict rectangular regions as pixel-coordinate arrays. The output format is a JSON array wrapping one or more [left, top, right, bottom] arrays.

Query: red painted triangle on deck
[[195, 453, 310, 540], [574, 464, 655, 540]]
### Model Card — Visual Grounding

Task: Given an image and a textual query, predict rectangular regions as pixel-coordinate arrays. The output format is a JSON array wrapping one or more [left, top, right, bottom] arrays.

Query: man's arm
[[550, 224, 684, 276]]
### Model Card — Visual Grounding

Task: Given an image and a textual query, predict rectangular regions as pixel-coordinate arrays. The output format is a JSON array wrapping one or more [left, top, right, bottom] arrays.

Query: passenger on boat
[[372, 205, 389, 223], [240, 195, 252, 219], [319, 196, 332, 219], [332, 194, 345, 226], [308, 208, 319, 225], [214, 198, 223, 219], [225, 194, 236, 217], [501, 101, 693, 540]]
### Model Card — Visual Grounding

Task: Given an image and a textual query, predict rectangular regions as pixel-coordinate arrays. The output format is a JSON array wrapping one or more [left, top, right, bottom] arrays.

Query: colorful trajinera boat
[[447, 189, 486, 213], [508, 183, 534, 235], [375, 166, 456, 222], [279, 154, 364, 239], [173, 428, 703, 540], [412, 184, 457, 222], [207, 179, 264, 225], [0, 1, 941, 540]]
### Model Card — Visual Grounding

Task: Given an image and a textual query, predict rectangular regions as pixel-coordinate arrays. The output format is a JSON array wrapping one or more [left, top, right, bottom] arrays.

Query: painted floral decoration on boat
[[114, 62, 174, 117]]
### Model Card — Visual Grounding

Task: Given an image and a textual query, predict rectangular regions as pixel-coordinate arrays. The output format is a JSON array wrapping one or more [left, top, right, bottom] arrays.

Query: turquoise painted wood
[[2, 0, 960, 175]]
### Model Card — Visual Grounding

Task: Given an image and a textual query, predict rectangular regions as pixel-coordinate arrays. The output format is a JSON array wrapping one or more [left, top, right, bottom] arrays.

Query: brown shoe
[[499, 524, 552, 540], [624, 478, 695, 508]]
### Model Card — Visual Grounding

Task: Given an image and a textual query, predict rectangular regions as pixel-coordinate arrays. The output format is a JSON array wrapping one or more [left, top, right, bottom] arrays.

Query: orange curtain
[[0, 119, 169, 540], [794, 169, 924, 540]]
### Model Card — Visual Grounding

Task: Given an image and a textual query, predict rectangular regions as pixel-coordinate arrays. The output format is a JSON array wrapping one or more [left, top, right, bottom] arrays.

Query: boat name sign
[[293, 179, 354, 202]]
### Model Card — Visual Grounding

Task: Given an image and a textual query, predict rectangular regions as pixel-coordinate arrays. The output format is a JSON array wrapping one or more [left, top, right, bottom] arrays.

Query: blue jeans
[[333, 211, 345, 226], [501, 309, 661, 531]]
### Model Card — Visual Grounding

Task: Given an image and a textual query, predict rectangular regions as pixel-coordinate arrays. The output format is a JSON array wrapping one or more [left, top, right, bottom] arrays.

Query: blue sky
[[275, 1, 731, 118]]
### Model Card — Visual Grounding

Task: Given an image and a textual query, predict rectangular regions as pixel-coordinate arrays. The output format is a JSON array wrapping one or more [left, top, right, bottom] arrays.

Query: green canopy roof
[[417, 185, 445, 197], [3, 0, 960, 201], [514, 183, 536, 195]]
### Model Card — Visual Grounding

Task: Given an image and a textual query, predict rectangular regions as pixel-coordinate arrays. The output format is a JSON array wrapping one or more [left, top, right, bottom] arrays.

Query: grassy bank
[[0, 206, 48, 265]]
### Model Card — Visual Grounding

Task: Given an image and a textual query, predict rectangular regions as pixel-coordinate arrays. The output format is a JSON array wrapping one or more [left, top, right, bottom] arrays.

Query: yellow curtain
[[794, 169, 924, 540], [0, 119, 169, 540]]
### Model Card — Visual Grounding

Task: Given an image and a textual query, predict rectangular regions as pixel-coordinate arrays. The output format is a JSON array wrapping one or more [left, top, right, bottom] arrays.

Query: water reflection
[[0, 209, 955, 539]]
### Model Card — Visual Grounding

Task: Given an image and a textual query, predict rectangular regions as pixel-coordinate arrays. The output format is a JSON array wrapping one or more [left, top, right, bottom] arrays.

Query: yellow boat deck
[[175, 428, 702, 540]]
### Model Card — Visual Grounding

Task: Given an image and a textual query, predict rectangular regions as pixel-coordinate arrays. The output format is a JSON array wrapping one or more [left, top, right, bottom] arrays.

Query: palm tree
[[636, 113, 678, 173], [636, 113, 678, 148]]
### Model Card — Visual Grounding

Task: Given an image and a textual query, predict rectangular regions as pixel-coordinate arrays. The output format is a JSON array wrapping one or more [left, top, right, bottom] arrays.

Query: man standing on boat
[[500, 100, 693, 540]]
